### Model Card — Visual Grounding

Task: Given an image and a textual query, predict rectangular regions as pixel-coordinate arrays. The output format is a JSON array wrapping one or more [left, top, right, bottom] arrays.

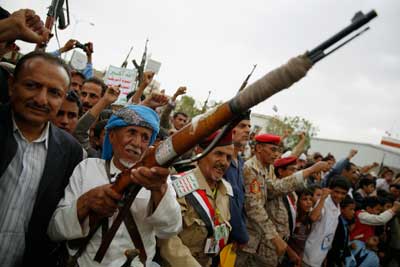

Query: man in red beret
[[160, 130, 234, 267], [236, 133, 330, 266]]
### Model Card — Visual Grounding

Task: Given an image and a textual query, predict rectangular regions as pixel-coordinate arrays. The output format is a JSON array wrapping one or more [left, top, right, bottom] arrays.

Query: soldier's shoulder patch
[[249, 179, 261, 194]]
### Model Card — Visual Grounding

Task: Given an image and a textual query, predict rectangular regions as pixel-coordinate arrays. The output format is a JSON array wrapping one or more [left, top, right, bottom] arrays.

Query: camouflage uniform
[[159, 166, 233, 267], [237, 155, 307, 267]]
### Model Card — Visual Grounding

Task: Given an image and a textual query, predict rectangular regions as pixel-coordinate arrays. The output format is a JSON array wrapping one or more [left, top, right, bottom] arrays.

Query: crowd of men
[[1, 6, 400, 267]]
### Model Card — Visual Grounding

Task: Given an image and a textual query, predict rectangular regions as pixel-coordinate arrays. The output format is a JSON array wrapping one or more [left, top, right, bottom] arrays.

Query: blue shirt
[[224, 155, 249, 244], [322, 158, 350, 187]]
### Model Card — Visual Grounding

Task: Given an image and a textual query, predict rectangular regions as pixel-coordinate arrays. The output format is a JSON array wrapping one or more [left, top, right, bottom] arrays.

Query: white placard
[[70, 50, 87, 70], [104, 65, 137, 105], [145, 58, 162, 74]]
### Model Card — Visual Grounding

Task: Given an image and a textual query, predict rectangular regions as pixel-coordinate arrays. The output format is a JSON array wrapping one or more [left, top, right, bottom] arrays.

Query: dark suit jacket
[[327, 216, 351, 267], [0, 103, 83, 267]]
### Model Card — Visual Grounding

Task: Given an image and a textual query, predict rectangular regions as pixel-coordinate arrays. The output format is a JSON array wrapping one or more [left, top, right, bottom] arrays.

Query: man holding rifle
[[47, 105, 182, 267], [159, 130, 234, 267]]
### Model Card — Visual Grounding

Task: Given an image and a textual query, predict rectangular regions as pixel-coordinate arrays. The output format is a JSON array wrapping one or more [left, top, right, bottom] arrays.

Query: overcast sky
[[4, 0, 400, 145]]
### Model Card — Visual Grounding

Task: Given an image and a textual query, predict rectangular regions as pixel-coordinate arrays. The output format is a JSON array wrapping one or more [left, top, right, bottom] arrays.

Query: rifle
[[132, 39, 149, 87], [121, 46, 133, 68], [91, 9, 378, 262], [35, 0, 70, 51], [238, 64, 257, 92], [201, 90, 212, 113]]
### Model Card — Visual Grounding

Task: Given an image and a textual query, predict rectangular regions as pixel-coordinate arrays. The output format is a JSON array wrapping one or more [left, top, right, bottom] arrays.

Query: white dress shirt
[[48, 158, 182, 267], [303, 195, 341, 267]]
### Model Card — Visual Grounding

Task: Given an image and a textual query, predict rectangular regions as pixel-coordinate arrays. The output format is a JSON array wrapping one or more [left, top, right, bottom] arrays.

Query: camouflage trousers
[[235, 239, 279, 267]]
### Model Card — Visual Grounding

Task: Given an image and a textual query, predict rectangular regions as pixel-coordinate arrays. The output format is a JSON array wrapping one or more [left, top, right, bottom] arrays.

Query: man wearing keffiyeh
[[48, 104, 182, 267]]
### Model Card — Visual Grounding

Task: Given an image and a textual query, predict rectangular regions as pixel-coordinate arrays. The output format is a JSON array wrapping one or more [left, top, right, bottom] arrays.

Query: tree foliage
[[265, 115, 319, 150], [176, 95, 223, 118], [175, 95, 203, 118]]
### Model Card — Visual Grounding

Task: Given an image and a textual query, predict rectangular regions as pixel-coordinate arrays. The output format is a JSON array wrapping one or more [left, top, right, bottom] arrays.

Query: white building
[[310, 137, 400, 173]]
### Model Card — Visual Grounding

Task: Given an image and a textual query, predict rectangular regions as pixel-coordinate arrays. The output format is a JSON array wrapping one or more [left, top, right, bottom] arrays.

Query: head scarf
[[101, 105, 160, 160]]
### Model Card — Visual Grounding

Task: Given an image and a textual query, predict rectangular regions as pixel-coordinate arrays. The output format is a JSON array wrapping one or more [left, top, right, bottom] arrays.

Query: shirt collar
[[12, 114, 50, 149]]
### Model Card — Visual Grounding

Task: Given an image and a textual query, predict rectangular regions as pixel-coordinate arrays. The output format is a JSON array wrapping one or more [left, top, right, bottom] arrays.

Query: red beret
[[255, 134, 281, 145], [274, 156, 297, 168], [200, 130, 233, 148]]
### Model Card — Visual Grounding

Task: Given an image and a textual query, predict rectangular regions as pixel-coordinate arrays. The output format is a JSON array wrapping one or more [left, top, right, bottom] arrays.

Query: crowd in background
[[1, 6, 400, 267]]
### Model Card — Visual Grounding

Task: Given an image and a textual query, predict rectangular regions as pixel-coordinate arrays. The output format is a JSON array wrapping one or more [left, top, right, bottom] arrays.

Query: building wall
[[310, 137, 400, 172]]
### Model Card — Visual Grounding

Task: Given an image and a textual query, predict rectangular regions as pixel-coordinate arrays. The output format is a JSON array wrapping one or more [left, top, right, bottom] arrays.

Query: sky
[[4, 0, 400, 145]]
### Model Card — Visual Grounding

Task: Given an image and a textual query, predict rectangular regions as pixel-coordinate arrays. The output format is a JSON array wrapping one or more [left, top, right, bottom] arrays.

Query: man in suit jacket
[[0, 51, 83, 267]]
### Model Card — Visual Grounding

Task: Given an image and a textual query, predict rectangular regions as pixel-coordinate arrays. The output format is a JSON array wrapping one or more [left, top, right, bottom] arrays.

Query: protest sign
[[104, 65, 137, 104]]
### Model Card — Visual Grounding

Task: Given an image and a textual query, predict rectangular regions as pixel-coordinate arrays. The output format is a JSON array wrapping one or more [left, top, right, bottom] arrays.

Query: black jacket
[[0, 103, 83, 267], [327, 216, 352, 267]]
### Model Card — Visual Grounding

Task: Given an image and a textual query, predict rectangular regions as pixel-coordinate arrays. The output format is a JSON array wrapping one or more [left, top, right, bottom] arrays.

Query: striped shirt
[[0, 118, 49, 267]]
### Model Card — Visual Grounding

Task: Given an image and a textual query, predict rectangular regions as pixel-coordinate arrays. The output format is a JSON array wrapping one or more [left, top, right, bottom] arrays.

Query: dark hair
[[83, 77, 107, 95], [359, 178, 376, 189], [364, 196, 381, 209], [173, 111, 188, 119], [381, 168, 394, 177], [65, 90, 82, 113], [390, 184, 400, 190], [329, 175, 351, 191], [379, 194, 395, 206], [313, 152, 323, 160], [376, 189, 389, 198], [344, 162, 356, 172], [71, 70, 86, 81], [93, 120, 107, 138], [297, 188, 313, 199], [310, 184, 322, 194], [0, 7, 10, 20], [323, 153, 335, 162], [13, 51, 71, 86], [340, 195, 355, 208]]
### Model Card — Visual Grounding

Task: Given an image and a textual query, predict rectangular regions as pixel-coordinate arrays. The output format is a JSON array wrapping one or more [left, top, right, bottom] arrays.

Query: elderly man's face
[[109, 125, 152, 165], [256, 143, 282, 165], [198, 145, 234, 183]]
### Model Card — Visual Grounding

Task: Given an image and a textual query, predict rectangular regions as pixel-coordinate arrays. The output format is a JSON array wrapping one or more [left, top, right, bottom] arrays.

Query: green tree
[[175, 95, 203, 118], [265, 115, 319, 151], [176, 95, 223, 118]]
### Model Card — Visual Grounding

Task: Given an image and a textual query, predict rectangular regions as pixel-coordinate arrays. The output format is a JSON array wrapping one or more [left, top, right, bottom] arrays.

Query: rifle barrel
[[308, 10, 377, 63]]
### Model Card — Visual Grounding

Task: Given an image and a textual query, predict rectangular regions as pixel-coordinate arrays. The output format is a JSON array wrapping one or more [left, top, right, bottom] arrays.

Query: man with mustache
[[80, 76, 107, 114], [48, 105, 182, 267], [0, 51, 83, 267], [159, 130, 234, 267]]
